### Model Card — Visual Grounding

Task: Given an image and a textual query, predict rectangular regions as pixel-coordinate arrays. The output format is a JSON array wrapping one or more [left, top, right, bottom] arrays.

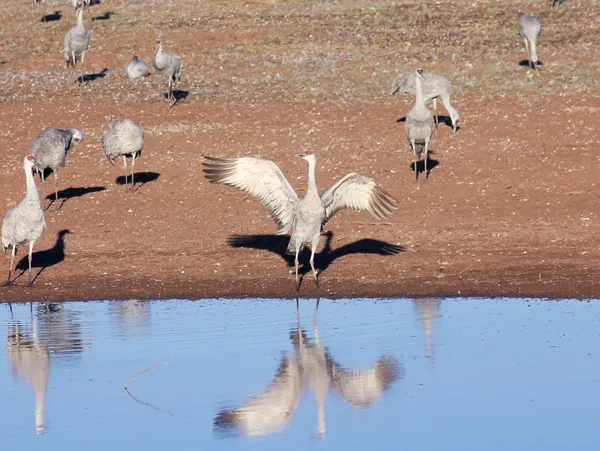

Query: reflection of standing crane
[[109, 299, 152, 339], [6, 304, 50, 435], [413, 299, 441, 363], [214, 300, 402, 439]]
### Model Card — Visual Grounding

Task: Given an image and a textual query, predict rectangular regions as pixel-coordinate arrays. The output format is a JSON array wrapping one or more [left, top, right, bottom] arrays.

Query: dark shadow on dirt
[[92, 11, 115, 21], [115, 171, 160, 188], [41, 11, 62, 22], [15, 230, 71, 285], [45, 186, 106, 210], [77, 68, 109, 84]]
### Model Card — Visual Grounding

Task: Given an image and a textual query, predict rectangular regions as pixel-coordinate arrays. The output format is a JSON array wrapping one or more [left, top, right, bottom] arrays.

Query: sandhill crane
[[405, 68, 435, 183], [518, 15, 542, 71], [102, 119, 144, 190], [203, 152, 398, 291], [70, 0, 90, 9], [2, 156, 46, 286], [7, 310, 50, 435], [124, 56, 151, 79], [214, 300, 402, 438], [64, 2, 90, 79], [153, 38, 181, 103], [391, 71, 460, 133], [30, 127, 83, 205]]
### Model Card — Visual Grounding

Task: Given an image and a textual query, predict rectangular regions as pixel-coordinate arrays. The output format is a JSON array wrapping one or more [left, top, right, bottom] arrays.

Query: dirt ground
[[0, 0, 599, 302]]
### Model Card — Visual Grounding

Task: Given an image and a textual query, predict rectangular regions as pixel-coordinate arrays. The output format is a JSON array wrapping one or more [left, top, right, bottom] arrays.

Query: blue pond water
[[1, 298, 599, 450]]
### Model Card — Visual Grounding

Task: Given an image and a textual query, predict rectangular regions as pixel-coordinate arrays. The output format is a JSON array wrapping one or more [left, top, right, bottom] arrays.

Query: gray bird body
[[30, 127, 83, 202], [2, 156, 46, 285], [518, 15, 542, 70], [405, 69, 435, 183], [391, 71, 459, 132], [102, 119, 144, 189], [153, 40, 181, 101], [64, 5, 90, 67], [203, 153, 397, 291], [124, 55, 151, 78]]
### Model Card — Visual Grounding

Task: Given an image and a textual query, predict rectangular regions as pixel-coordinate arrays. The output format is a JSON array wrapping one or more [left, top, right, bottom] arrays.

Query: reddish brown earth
[[0, 0, 599, 301]]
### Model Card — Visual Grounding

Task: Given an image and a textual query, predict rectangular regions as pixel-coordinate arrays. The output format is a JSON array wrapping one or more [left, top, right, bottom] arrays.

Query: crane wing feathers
[[390, 72, 413, 95], [203, 156, 298, 234], [321, 173, 397, 223]]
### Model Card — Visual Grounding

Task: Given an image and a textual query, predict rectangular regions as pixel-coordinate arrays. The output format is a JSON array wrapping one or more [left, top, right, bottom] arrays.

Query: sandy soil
[[0, 0, 599, 301]]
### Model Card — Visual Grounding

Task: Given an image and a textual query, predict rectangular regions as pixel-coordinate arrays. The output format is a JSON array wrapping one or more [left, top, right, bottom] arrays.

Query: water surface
[[2, 298, 599, 450]]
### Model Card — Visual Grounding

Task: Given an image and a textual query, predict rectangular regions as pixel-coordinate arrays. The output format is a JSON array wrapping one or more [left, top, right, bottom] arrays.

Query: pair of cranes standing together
[[2, 5, 545, 292]]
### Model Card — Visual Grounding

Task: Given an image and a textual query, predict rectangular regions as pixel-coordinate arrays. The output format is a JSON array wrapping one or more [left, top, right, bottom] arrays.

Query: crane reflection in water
[[213, 300, 403, 439]]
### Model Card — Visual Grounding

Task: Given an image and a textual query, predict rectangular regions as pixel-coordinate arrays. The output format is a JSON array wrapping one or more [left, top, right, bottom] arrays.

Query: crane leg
[[424, 138, 430, 182], [54, 170, 59, 202], [433, 98, 439, 130], [310, 237, 320, 291], [27, 241, 34, 286], [410, 140, 418, 184], [131, 154, 136, 191], [294, 247, 301, 292], [6, 246, 15, 286], [123, 156, 128, 187]]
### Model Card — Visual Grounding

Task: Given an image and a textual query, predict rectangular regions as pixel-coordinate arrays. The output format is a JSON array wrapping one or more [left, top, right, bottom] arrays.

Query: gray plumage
[[391, 71, 460, 132], [153, 38, 181, 102], [518, 15, 542, 70], [2, 156, 46, 286], [124, 55, 151, 79], [102, 119, 144, 190], [63, 4, 90, 67], [203, 152, 397, 292], [30, 127, 83, 203], [405, 68, 435, 184]]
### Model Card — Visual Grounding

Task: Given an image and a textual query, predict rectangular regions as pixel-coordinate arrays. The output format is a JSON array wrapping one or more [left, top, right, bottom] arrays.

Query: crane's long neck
[[25, 165, 40, 204], [414, 75, 425, 107], [76, 8, 84, 27], [307, 157, 318, 194]]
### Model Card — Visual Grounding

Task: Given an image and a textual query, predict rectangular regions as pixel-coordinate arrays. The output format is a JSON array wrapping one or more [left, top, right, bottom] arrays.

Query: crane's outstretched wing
[[213, 355, 303, 437], [320, 173, 397, 224], [328, 355, 402, 408], [203, 156, 298, 234], [390, 71, 414, 96]]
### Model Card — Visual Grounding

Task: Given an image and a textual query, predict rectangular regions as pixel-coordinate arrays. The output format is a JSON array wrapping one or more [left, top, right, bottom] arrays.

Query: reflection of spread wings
[[213, 355, 303, 437], [328, 355, 403, 408]]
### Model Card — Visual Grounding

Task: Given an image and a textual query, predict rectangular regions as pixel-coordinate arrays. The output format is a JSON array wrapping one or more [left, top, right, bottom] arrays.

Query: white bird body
[[30, 127, 83, 202], [2, 156, 46, 285], [124, 55, 151, 79], [518, 15, 542, 70], [153, 39, 181, 101], [405, 69, 435, 183], [391, 71, 460, 132], [64, 4, 90, 67], [102, 119, 144, 189], [203, 152, 397, 291]]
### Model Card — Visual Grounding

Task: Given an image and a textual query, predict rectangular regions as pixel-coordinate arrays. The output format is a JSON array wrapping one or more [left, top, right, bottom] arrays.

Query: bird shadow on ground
[[41, 11, 61, 22], [228, 230, 404, 280], [519, 60, 544, 67], [164, 90, 189, 107], [76, 68, 109, 84], [410, 154, 440, 181], [92, 11, 115, 21], [45, 186, 106, 210], [115, 171, 160, 188], [13, 229, 71, 286]]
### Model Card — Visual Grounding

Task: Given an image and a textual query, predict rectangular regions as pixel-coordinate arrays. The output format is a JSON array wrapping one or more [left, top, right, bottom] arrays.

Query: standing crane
[[30, 127, 84, 205], [391, 70, 460, 133], [2, 156, 46, 286], [405, 68, 435, 183], [518, 15, 542, 71], [101, 119, 145, 190], [203, 152, 398, 291], [124, 56, 151, 79], [64, 2, 90, 82], [153, 38, 181, 103]]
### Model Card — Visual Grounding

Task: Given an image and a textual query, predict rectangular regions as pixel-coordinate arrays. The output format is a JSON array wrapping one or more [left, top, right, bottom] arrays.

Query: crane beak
[[296, 153, 306, 159]]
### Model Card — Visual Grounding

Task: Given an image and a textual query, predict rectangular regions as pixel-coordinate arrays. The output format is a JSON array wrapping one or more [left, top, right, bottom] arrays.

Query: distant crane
[[30, 127, 84, 204], [203, 152, 398, 291], [102, 119, 145, 190], [518, 15, 542, 71], [124, 56, 151, 79], [405, 68, 435, 183], [2, 156, 46, 286], [391, 70, 460, 133], [64, 2, 90, 82], [153, 38, 181, 103]]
